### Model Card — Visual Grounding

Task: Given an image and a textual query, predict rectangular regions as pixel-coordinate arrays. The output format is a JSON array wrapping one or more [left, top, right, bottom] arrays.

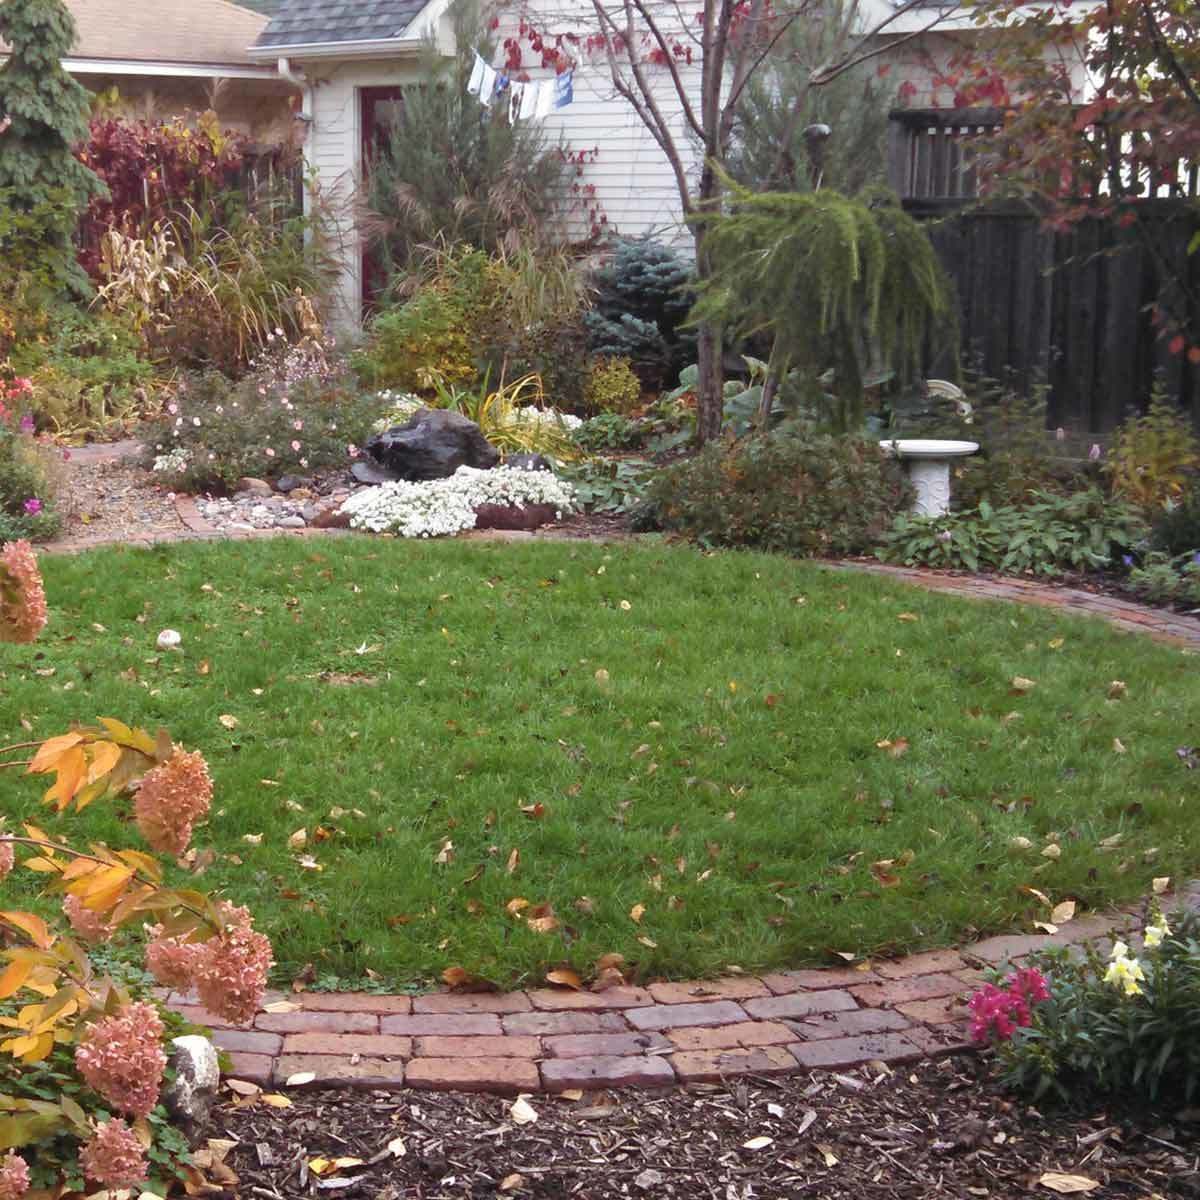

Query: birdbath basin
[[879, 439, 979, 518]]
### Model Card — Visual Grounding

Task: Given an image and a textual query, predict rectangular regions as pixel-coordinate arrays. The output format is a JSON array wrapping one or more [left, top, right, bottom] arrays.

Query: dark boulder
[[351, 460, 401, 485], [365, 409, 499, 481]]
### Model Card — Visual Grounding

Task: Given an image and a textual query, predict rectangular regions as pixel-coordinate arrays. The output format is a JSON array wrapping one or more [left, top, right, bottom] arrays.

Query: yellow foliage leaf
[[71, 865, 134, 912], [61, 857, 100, 883], [21, 858, 61, 875], [0, 961, 33, 1001], [21, 824, 51, 845], [99, 718, 157, 755], [0, 912, 53, 950], [86, 740, 122, 785], [27, 733, 84, 774], [116, 849, 162, 883], [43, 746, 87, 810]]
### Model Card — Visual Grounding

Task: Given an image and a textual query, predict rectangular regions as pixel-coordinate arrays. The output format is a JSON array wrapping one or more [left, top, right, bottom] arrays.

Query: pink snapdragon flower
[[968, 968, 1050, 1043], [79, 1120, 148, 1188], [74, 1002, 167, 1118], [22, 498, 40, 515]]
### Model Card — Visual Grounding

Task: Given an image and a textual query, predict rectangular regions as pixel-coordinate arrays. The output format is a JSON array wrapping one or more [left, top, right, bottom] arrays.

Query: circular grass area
[[2, 536, 1197, 990]]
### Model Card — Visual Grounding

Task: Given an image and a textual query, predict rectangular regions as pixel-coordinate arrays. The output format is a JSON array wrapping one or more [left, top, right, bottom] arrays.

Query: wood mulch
[[214, 1055, 1200, 1199]]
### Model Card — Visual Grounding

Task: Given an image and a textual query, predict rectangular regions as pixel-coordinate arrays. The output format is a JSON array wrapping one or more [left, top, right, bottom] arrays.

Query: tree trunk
[[692, 203, 724, 444]]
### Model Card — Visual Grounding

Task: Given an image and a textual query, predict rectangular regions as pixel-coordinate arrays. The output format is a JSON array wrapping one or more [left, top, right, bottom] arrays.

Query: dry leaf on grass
[[1038, 1172, 1100, 1194]]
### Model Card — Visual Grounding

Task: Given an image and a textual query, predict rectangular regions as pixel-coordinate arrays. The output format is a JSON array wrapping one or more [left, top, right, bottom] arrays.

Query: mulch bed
[[215, 1056, 1199, 1198]]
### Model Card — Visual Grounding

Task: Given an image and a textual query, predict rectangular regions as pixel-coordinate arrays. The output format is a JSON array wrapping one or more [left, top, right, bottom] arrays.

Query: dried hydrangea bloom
[[0, 541, 47, 644], [144, 925, 203, 992], [0, 1153, 30, 1200], [79, 1120, 148, 1189], [74, 1001, 167, 1118], [0, 838, 13, 883], [133, 746, 213, 857], [62, 894, 118, 944], [193, 902, 274, 1026]]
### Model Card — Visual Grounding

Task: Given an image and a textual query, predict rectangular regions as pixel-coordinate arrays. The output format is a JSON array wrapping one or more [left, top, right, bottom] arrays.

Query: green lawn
[[2, 536, 1197, 991]]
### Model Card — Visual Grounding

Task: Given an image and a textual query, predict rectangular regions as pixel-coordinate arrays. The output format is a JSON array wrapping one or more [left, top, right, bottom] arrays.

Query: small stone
[[278, 515, 306, 529], [156, 629, 182, 651], [163, 1035, 220, 1146], [275, 475, 309, 494], [236, 477, 273, 497], [351, 460, 400, 485]]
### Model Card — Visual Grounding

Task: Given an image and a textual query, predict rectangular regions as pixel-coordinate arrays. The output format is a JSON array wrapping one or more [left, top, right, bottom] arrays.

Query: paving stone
[[224, 1052, 273, 1087], [412, 992, 533, 1015], [786, 1008, 912, 1042], [647, 978, 770, 1004], [874, 950, 966, 980], [625, 1000, 749, 1032], [895, 997, 968, 1025], [211, 1029, 283, 1056], [274, 1054, 406, 1089], [671, 1045, 798, 1083], [298, 993, 413, 1014], [169, 1003, 239, 1029], [849, 974, 964, 1008], [743, 990, 859, 1021], [666, 1021, 795, 1052], [281, 1033, 412, 1057], [953, 968, 988, 987], [904, 1024, 975, 1057], [406, 1057, 540, 1094], [254, 1011, 378, 1034], [541, 1055, 675, 1091], [789, 1033, 923, 1069], [526, 987, 653, 1011], [759, 968, 880, 994], [503, 1011, 631, 1037], [413, 1036, 540, 1059], [379, 1014, 503, 1037], [543, 1032, 671, 1058]]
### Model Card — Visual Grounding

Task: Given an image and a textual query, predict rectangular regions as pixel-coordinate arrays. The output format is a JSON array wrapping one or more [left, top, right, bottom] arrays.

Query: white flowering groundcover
[[339, 466, 577, 537]]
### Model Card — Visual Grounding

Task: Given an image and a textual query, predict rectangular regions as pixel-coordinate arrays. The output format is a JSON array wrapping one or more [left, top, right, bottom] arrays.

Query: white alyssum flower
[[339, 466, 576, 537], [152, 448, 191, 473], [511, 406, 584, 431]]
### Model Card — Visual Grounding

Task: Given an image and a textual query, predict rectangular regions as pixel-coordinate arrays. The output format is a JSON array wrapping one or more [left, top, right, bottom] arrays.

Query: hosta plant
[[0, 547, 273, 1192]]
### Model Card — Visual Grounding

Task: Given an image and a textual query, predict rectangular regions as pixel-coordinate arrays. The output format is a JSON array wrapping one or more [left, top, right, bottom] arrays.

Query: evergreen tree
[[0, 0, 105, 294]]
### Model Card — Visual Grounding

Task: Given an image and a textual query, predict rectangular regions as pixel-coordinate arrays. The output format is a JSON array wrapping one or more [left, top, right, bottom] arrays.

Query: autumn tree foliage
[[955, 0, 1200, 362]]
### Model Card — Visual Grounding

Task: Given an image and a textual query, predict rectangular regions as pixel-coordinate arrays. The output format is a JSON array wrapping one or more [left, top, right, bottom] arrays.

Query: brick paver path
[[164, 901, 1200, 1095]]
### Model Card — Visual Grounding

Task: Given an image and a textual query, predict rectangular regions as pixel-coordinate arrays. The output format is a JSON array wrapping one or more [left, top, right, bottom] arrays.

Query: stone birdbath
[[879, 439, 979, 518]]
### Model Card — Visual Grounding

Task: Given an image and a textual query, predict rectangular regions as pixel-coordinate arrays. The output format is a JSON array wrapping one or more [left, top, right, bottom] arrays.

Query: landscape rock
[[366, 409, 500, 481], [163, 1035, 220, 1145], [278, 515, 307, 529], [474, 503, 559, 532], [274, 475, 310, 494], [310, 504, 352, 530], [351, 460, 401, 485], [236, 477, 273, 497]]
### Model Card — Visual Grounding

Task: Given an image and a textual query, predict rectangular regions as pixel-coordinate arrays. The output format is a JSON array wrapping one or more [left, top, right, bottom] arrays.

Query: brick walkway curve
[[34, 461, 1198, 1091]]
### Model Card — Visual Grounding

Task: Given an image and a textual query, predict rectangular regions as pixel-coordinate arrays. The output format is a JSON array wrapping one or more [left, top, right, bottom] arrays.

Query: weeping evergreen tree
[[691, 174, 954, 431], [363, 0, 570, 282], [0, 0, 104, 295]]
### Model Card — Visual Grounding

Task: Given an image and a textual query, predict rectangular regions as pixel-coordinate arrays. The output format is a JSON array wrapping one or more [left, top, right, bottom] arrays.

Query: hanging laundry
[[519, 78, 540, 120], [467, 51, 485, 96], [534, 78, 555, 119], [479, 63, 498, 107], [553, 69, 574, 110]]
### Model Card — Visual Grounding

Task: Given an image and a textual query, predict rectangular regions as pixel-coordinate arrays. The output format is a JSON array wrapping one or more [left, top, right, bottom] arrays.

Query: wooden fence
[[888, 109, 1199, 432]]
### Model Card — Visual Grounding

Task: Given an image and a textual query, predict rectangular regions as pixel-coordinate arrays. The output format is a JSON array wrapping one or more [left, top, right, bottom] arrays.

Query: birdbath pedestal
[[879, 439, 979, 518]]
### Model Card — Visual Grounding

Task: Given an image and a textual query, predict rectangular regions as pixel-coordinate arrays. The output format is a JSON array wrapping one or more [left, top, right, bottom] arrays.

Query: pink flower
[[0, 1152, 30, 1200], [63, 894, 117, 943], [22, 498, 40, 515], [18, 415, 33, 434], [167, 402, 178, 415], [193, 902, 273, 1025], [265, 447, 276, 458], [299, 458, 308, 468], [144, 927, 202, 992], [75, 1002, 166, 1118], [133, 747, 212, 857], [0, 541, 48, 644], [347, 444, 359, 458], [968, 983, 1017, 1042], [79, 1120, 148, 1189], [1089, 443, 1102, 461], [291, 440, 301, 452], [0, 838, 13, 882], [293, 419, 303, 431]]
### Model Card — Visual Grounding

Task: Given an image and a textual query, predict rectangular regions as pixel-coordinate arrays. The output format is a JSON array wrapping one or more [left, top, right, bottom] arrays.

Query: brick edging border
[[166, 904, 1190, 1096]]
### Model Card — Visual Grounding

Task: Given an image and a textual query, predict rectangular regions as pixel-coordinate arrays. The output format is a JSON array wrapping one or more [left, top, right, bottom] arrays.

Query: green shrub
[[1149, 478, 1200, 555], [1103, 395, 1199, 511], [142, 359, 384, 493], [584, 356, 641, 415], [0, 380, 62, 541], [879, 490, 1147, 576], [642, 429, 911, 556], [1127, 550, 1200, 606], [574, 412, 643, 452], [978, 907, 1200, 1106], [559, 457, 657, 515]]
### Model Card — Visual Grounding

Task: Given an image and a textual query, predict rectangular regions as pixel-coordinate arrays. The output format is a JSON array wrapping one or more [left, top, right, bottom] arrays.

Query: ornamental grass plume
[[0, 540, 48, 644], [133, 746, 213, 856], [79, 1120, 148, 1189], [193, 902, 273, 1025], [0, 1153, 30, 1200], [74, 1001, 167, 1118]]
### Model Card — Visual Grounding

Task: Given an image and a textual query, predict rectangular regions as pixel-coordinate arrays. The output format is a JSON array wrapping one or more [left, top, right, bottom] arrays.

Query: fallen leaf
[[1107, 680, 1128, 700], [506, 898, 530, 918], [1048, 637, 1065, 650], [284, 1071, 316, 1087], [545, 968, 582, 990], [629, 902, 646, 923], [435, 839, 455, 865], [594, 668, 610, 685], [519, 802, 546, 819], [260, 1094, 292, 1108], [386, 1137, 406, 1158], [637, 935, 658, 949], [1041, 844, 1062, 860], [262, 1000, 300, 1014], [509, 1095, 539, 1125], [1050, 900, 1076, 924], [1152, 876, 1171, 894], [897, 612, 919, 622], [1011, 676, 1036, 693], [1038, 1172, 1100, 1194], [218, 714, 239, 730], [225, 1079, 261, 1096], [442, 967, 497, 992], [506, 848, 520, 874], [1010, 836, 1033, 851], [527, 915, 560, 934], [1113, 738, 1127, 754], [743, 1136, 773, 1151], [875, 737, 909, 757], [559, 1089, 584, 1102], [573, 896, 596, 916], [287, 828, 307, 851], [815, 1143, 839, 1167], [499, 1173, 526, 1192], [1033, 921, 1059, 934]]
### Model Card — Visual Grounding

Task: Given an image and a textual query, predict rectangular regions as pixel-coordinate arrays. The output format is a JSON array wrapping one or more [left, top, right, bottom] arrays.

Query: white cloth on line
[[467, 51, 485, 96], [479, 64, 497, 107], [533, 79, 555, 119], [519, 79, 539, 120]]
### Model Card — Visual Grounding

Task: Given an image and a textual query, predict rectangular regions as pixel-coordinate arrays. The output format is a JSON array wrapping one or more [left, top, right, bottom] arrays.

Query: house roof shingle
[[23, 0, 271, 67], [254, 0, 430, 48]]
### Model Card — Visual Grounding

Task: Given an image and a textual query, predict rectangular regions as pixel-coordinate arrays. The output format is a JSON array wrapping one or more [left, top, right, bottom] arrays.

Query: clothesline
[[466, 49, 574, 121]]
